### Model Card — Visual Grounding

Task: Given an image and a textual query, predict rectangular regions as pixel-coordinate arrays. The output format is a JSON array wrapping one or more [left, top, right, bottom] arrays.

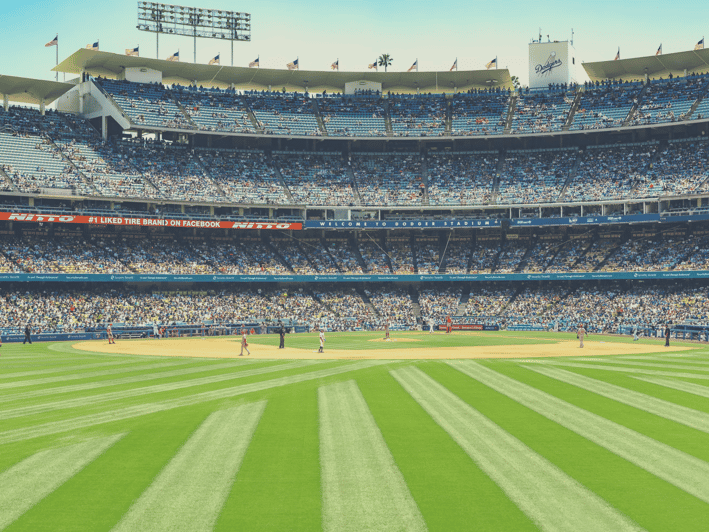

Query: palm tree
[[378, 54, 393, 72]]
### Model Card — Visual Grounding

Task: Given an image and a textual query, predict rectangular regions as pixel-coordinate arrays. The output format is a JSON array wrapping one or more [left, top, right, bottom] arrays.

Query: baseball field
[[1, 330, 709, 531]]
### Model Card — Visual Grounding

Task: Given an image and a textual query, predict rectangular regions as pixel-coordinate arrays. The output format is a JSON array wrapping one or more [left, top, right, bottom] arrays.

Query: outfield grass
[[1, 332, 709, 531]]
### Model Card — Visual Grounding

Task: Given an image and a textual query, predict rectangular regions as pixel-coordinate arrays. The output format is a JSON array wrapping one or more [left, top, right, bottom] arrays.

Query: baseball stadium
[[2, 1, 709, 530]]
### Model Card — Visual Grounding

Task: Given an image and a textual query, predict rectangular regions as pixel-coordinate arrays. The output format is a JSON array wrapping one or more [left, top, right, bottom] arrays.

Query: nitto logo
[[231, 222, 293, 230], [535, 51, 563, 76]]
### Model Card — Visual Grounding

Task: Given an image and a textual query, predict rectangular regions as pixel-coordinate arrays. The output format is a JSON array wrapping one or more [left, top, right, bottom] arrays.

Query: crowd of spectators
[[450, 92, 509, 136], [426, 151, 497, 205], [357, 239, 392, 273], [118, 140, 226, 203], [97, 78, 194, 130], [351, 153, 425, 205], [564, 143, 657, 202], [172, 86, 255, 134], [247, 93, 321, 136], [273, 152, 356, 205], [419, 287, 461, 323], [317, 96, 386, 137], [316, 289, 375, 330], [388, 94, 447, 137], [4, 229, 709, 277], [571, 81, 642, 130], [629, 76, 708, 126], [511, 90, 573, 133], [197, 149, 289, 205], [497, 149, 576, 204], [365, 289, 417, 328], [440, 239, 471, 273]]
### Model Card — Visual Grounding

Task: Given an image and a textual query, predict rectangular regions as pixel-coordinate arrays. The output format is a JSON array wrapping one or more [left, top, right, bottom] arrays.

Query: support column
[[40, 98, 46, 116], [102, 116, 108, 140], [3, 94, 8, 112]]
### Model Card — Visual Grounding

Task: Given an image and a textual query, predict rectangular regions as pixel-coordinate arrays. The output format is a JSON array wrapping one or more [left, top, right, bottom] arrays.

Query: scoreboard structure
[[528, 40, 578, 89]]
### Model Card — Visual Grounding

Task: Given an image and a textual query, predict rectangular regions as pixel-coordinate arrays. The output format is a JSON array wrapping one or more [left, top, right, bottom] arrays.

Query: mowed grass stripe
[[319, 380, 427, 532], [0, 361, 325, 421], [0, 434, 123, 530], [618, 355, 709, 364], [0, 360, 390, 445], [215, 387, 322, 531], [0, 360, 148, 379], [523, 360, 709, 379], [528, 366, 709, 433], [0, 359, 196, 390], [449, 361, 709, 504], [391, 366, 643, 532], [0, 360, 281, 405], [358, 368, 536, 531], [635, 377, 709, 399], [112, 402, 265, 532]]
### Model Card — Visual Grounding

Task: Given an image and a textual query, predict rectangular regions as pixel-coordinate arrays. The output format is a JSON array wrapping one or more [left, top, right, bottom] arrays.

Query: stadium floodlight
[[137, 1, 251, 66]]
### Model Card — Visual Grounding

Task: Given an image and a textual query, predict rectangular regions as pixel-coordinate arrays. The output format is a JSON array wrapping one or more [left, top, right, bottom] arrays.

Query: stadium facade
[[1, 48, 709, 340]]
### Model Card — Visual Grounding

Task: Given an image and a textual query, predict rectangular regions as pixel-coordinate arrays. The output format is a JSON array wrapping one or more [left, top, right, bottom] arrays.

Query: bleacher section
[[273, 151, 355, 206], [247, 92, 321, 136], [510, 89, 573, 133], [426, 151, 497, 205], [197, 149, 289, 205], [97, 78, 194, 129], [570, 81, 642, 130], [497, 148, 576, 204], [450, 91, 509, 135], [351, 153, 425, 205], [317, 95, 387, 136], [172, 85, 255, 133], [388, 94, 447, 137]]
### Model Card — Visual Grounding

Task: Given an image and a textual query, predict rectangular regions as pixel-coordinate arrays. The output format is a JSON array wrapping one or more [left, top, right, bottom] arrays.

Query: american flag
[[407, 60, 417, 72], [368, 60, 378, 70], [287, 58, 299, 70], [485, 58, 497, 69], [86, 41, 99, 51], [209, 54, 220, 65], [614, 48, 620, 61], [450, 59, 457, 72], [125, 46, 139, 57], [249, 57, 259, 68], [167, 51, 180, 62], [45, 35, 58, 47], [696, 38, 705, 51], [331, 59, 339, 71]]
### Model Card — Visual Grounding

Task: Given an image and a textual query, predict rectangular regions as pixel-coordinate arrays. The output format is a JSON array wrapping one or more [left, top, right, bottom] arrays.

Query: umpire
[[23, 324, 32, 345], [278, 321, 286, 349]]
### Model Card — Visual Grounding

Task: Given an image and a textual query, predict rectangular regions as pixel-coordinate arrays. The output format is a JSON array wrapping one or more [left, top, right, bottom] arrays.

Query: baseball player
[[318, 329, 325, 353], [240, 330, 251, 356]]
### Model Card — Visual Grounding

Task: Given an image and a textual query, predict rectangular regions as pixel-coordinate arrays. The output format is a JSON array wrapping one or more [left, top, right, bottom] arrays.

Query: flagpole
[[496, 56, 498, 70], [456, 57, 458, 72], [56, 35, 59, 82]]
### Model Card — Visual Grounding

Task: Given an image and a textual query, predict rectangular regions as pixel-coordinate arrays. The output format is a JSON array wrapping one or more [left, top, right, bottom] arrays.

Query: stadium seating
[[317, 95, 387, 137], [571, 81, 642, 130], [450, 91, 509, 135]]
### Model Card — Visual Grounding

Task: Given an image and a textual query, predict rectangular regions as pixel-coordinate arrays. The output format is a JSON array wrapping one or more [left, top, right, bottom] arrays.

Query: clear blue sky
[[2, 0, 706, 85]]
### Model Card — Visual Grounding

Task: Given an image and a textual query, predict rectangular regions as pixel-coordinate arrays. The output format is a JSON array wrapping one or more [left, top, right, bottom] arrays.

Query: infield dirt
[[72, 334, 696, 360]]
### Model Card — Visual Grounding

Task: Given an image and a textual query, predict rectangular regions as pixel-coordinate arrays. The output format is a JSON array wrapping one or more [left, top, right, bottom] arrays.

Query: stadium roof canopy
[[583, 48, 709, 82], [0, 75, 75, 106], [55, 49, 512, 92]]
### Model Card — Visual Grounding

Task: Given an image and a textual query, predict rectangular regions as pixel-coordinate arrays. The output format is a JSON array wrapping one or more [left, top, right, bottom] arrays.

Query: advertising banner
[[0, 212, 302, 231], [2, 271, 708, 283]]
